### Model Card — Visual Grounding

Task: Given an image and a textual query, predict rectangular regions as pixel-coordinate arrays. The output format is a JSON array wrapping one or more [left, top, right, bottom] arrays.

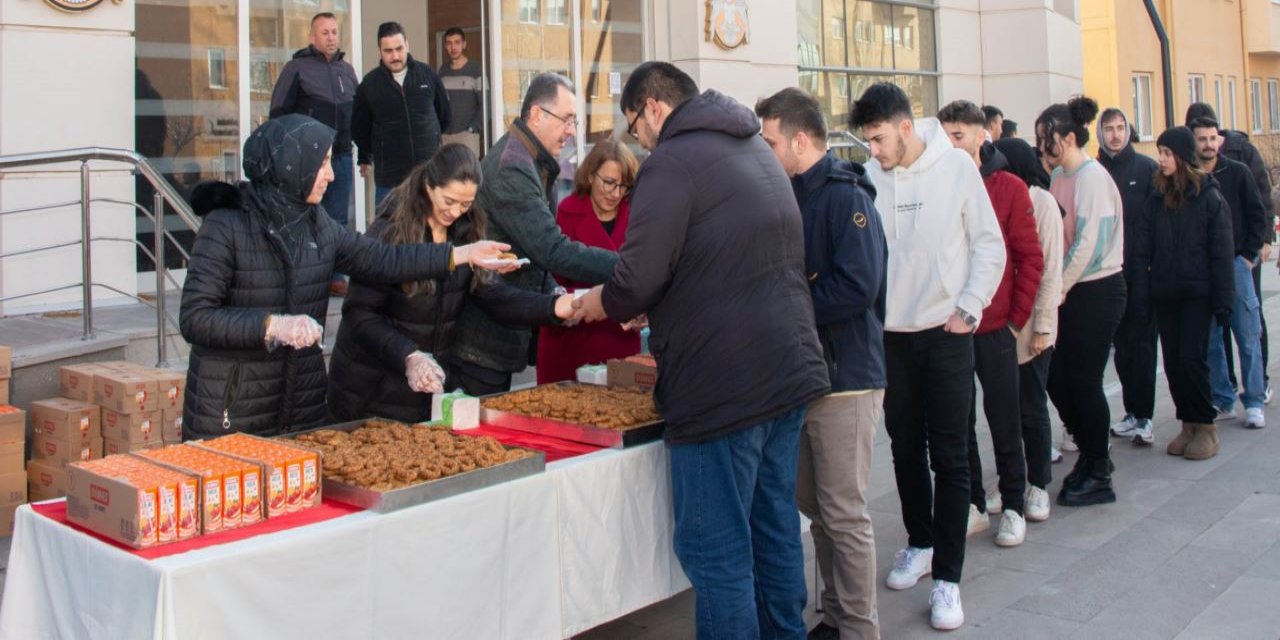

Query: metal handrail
[[0, 147, 202, 367]]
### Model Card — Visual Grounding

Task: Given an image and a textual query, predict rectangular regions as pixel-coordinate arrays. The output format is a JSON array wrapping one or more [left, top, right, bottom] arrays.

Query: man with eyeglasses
[[450, 72, 618, 395]]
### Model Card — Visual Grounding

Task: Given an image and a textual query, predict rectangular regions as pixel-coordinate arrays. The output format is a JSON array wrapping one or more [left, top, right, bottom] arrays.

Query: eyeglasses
[[625, 109, 643, 140], [540, 106, 578, 130], [593, 173, 631, 195]]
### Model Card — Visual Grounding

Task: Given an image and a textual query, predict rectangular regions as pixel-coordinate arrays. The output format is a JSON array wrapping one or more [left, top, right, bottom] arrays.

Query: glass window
[[591, 0, 601, 21], [1252, 78, 1264, 133], [1215, 76, 1223, 117], [832, 17, 844, 40], [1229, 77, 1238, 129], [519, 0, 540, 24], [208, 48, 228, 90], [892, 5, 935, 71], [1188, 74, 1205, 104], [580, 0, 644, 147], [501, 0, 573, 160], [547, 0, 567, 25], [845, 0, 891, 69], [1269, 80, 1279, 132], [1131, 73, 1153, 140]]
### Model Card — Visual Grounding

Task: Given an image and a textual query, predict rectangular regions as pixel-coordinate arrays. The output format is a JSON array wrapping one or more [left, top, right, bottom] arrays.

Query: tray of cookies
[[278, 419, 545, 513], [480, 382, 665, 448]]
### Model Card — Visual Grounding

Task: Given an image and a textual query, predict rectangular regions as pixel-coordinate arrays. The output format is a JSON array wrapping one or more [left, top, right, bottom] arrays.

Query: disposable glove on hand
[[405, 351, 446, 394], [265, 314, 324, 350]]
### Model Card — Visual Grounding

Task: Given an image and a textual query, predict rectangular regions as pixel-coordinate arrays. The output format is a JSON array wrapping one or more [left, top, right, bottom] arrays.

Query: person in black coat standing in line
[[1130, 127, 1234, 462], [326, 145, 582, 424], [353, 22, 452, 206], [179, 115, 513, 439]]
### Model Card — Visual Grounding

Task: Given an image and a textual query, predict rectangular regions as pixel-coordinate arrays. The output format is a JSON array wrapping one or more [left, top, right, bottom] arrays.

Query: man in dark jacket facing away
[[270, 13, 359, 236], [353, 22, 451, 205], [1191, 117, 1269, 429], [757, 87, 886, 640], [1186, 102, 1275, 400], [1097, 108, 1161, 442], [450, 73, 617, 395], [575, 63, 831, 638]]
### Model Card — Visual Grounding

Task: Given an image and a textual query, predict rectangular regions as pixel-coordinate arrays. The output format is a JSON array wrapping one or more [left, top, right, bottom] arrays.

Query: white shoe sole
[[1026, 509, 1050, 523], [931, 613, 964, 631], [886, 569, 931, 591]]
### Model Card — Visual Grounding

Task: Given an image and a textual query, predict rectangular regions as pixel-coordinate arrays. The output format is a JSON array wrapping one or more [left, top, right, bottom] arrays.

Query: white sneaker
[[1266, 385, 1274, 405], [966, 504, 989, 537], [886, 546, 933, 590], [986, 488, 1003, 515], [1131, 418, 1154, 445], [1060, 434, 1079, 452], [995, 511, 1027, 547], [1214, 406, 1235, 422], [930, 580, 965, 630], [1025, 485, 1051, 522], [1111, 414, 1138, 437], [1050, 446, 1063, 463], [1246, 407, 1266, 429]]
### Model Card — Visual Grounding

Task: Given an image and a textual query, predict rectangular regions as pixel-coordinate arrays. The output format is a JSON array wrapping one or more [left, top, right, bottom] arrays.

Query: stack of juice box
[[139, 444, 263, 533], [196, 434, 321, 517], [65, 455, 201, 549]]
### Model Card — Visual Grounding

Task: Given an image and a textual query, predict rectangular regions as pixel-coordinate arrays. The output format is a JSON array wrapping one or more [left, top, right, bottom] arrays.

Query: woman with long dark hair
[[1035, 96, 1127, 506], [326, 144, 580, 423], [1131, 127, 1234, 461], [180, 116, 512, 438]]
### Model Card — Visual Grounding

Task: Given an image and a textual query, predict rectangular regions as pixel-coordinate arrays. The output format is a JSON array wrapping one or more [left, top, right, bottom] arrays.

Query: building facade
[[0, 0, 1080, 315]]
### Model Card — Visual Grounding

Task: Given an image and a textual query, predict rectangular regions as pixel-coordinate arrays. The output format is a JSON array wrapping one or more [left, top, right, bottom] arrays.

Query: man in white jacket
[[848, 82, 1006, 631]]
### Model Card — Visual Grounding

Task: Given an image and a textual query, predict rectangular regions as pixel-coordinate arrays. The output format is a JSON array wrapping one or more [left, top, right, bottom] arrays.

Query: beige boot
[[1184, 423, 1220, 460], [1167, 422, 1195, 456]]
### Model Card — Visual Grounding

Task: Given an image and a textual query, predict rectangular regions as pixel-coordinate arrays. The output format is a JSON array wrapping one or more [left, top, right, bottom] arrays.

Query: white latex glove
[[264, 314, 324, 350], [405, 351, 446, 394]]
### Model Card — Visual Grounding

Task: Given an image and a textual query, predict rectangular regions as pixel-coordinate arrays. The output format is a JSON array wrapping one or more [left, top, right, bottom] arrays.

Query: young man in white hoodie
[[848, 82, 1007, 631]]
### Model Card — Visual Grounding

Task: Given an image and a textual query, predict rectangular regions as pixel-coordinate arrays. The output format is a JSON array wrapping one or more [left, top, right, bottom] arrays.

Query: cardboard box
[[30, 398, 101, 446], [0, 406, 24, 442], [31, 433, 101, 466], [0, 440, 23, 474], [0, 345, 12, 379], [27, 460, 66, 500], [607, 356, 658, 390], [65, 463, 155, 548], [103, 437, 163, 456], [149, 370, 185, 412], [0, 471, 26, 504], [0, 381, 9, 405], [94, 370, 159, 414], [101, 408, 161, 445], [160, 409, 183, 443], [195, 433, 322, 519], [58, 363, 114, 402], [0, 503, 19, 536]]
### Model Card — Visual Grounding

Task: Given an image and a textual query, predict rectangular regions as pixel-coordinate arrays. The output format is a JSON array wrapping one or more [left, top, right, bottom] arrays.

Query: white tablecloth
[[0, 442, 689, 640]]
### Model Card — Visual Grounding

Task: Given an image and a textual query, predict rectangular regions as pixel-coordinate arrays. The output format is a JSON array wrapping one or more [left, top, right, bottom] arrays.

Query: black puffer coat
[[351, 56, 452, 188], [1131, 176, 1235, 319], [179, 187, 456, 438], [326, 211, 560, 423]]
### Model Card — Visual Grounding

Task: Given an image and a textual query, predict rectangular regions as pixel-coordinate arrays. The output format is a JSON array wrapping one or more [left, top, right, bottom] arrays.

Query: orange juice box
[[195, 433, 319, 518], [138, 445, 248, 534]]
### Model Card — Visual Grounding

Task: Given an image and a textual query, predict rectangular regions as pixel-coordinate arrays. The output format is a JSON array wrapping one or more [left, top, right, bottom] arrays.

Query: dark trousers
[[1047, 274, 1126, 460], [1156, 298, 1216, 424], [1019, 348, 1054, 489], [1224, 262, 1270, 387], [884, 327, 973, 583], [1113, 298, 1159, 420], [966, 329, 1027, 515], [445, 356, 513, 396]]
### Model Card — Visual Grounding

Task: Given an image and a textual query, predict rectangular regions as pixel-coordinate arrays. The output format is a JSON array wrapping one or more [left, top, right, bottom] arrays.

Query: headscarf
[[240, 114, 335, 262], [994, 137, 1051, 191]]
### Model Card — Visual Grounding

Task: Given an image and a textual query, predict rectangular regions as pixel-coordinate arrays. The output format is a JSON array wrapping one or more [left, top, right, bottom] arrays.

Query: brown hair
[[377, 144, 488, 296], [1153, 153, 1206, 211], [572, 138, 639, 198]]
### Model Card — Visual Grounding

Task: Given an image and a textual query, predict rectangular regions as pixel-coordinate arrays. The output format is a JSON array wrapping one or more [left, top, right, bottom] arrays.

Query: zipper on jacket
[[222, 362, 243, 430]]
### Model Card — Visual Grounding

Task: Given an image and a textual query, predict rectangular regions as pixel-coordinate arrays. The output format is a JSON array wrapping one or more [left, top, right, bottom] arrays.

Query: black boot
[[1062, 454, 1090, 490], [1057, 456, 1116, 506]]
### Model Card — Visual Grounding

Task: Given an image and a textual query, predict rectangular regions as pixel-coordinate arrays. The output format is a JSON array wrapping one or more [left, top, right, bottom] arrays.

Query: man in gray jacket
[[449, 73, 617, 394]]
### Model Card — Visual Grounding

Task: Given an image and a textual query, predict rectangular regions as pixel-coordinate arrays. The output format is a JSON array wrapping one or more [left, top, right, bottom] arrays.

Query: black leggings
[[1156, 298, 1216, 424], [1047, 273, 1126, 460]]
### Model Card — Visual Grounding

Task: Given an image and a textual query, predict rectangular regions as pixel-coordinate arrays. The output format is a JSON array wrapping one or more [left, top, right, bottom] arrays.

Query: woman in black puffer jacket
[[179, 116, 512, 438], [1131, 126, 1234, 461], [327, 145, 577, 423]]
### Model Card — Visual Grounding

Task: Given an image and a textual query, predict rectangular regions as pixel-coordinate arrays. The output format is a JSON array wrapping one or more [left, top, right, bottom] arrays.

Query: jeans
[[1113, 294, 1159, 420], [670, 406, 808, 640], [1019, 348, 1054, 489], [322, 151, 353, 228], [375, 185, 393, 207], [883, 327, 973, 584], [1225, 261, 1271, 388], [796, 391, 882, 639], [1047, 273, 1126, 460], [1208, 256, 1265, 411], [1157, 298, 1216, 424], [967, 328, 1027, 515]]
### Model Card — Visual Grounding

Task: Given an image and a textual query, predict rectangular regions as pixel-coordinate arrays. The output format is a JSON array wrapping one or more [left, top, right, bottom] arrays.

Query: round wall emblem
[[44, 0, 121, 13]]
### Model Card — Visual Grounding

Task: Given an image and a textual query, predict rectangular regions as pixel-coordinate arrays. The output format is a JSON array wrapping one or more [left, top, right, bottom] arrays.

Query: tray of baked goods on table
[[277, 419, 545, 513], [480, 382, 665, 449]]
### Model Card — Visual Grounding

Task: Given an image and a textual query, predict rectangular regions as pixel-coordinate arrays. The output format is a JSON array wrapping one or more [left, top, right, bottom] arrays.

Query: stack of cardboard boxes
[[28, 361, 186, 502], [0, 346, 26, 534]]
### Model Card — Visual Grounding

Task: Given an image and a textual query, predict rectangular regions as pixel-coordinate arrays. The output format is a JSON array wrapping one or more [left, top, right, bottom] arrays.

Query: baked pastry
[[482, 384, 659, 430]]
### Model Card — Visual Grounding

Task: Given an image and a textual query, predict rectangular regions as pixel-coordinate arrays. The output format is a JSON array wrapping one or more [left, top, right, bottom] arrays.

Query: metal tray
[[480, 383, 665, 449], [278, 420, 546, 513]]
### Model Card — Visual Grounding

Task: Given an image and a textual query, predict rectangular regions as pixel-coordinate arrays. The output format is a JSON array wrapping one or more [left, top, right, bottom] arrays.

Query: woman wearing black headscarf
[[180, 115, 512, 438]]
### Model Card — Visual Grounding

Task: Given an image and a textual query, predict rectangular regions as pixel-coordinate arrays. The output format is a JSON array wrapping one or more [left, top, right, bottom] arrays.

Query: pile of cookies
[[292, 420, 532, 492], [482, 384, 660, 430]]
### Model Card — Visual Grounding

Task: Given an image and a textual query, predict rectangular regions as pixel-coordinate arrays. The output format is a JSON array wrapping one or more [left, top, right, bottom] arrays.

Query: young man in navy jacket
[[757, 87, 887, 640]]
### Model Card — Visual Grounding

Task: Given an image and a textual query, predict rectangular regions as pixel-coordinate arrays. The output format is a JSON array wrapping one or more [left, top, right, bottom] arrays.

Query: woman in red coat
[[537, 138, 641, 383]]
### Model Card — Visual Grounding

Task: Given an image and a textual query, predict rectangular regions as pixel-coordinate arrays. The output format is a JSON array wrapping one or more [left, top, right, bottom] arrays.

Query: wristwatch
[[956, 308, 978, 327]]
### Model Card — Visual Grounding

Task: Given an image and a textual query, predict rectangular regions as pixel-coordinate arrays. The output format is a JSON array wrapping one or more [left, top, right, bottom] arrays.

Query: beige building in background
[[1083, 0, 1280, 166]]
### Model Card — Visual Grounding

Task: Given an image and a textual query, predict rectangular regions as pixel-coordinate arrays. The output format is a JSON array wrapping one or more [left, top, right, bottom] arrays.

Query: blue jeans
[[1208, 256, 1265, 410], [375, 185, 392, 207], [668, 406, 808, 640], [322, 151, 353, 228]]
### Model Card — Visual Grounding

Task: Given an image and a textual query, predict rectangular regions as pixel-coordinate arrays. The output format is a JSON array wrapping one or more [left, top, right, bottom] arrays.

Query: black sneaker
[[808, 622, 840, 640]]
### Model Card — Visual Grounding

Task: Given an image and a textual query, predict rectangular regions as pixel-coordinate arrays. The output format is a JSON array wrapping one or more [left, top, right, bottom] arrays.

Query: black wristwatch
[[956, 309, 978, 327]]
